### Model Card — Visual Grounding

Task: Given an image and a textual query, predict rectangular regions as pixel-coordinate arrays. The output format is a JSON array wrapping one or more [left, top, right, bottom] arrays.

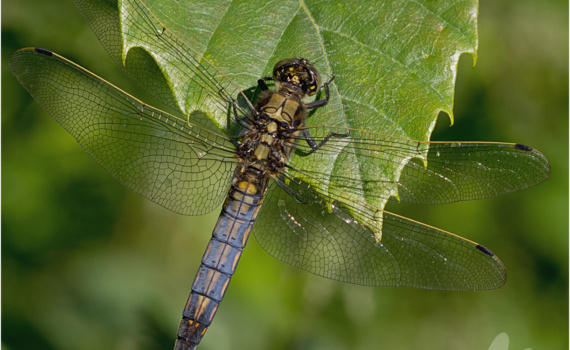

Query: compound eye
[[272, 58, 296, 82]]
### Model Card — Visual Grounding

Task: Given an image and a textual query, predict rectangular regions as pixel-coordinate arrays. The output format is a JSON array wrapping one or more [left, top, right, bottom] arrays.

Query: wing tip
[[514, 143, 551, 181]]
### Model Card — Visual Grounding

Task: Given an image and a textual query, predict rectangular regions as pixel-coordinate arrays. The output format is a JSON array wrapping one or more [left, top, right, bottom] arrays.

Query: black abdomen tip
[[476, 244, 494, 257], [515, 143, 533, 151], [34, 48, 53, 56]]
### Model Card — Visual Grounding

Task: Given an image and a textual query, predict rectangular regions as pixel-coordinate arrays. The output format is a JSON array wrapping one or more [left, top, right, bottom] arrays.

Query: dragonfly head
[[272, 58, 321, 98]]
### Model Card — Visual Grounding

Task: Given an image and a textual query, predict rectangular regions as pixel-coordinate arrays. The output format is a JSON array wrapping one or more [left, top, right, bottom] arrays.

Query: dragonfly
[[9, 0, 550, 349]]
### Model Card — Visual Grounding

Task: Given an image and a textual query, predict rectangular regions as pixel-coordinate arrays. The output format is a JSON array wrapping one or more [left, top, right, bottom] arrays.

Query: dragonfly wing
[[253, 181, 506, 290], [75, 0, 254, 128], [290, 127, 550, 206], [9, 48, 237, 216], [397, 142, 550, 203]]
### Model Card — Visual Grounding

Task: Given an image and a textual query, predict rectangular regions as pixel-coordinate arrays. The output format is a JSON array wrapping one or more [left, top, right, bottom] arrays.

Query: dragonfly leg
[[257, 77, 273, 91], [301, 75, 348, 150], [305, 75, 335, 109], [234, 105, 251, 129], [302, 128, 350, 150], [220, 89, 253, 129]]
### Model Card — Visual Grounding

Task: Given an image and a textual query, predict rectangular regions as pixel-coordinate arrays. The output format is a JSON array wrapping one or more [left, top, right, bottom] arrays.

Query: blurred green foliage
[[2, 0, 568, 350]]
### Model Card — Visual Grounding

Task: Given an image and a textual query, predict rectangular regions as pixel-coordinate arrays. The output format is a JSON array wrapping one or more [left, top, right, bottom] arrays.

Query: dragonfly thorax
[[233, 88, 308, 195]]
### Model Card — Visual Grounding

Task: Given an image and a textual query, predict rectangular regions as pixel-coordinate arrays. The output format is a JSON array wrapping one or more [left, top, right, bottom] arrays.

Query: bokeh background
[[2, 0, 568, 349]]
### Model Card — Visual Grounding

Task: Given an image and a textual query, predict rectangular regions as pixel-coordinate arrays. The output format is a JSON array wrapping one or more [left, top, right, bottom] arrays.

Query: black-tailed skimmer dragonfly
[[9, 1, 550, 349]]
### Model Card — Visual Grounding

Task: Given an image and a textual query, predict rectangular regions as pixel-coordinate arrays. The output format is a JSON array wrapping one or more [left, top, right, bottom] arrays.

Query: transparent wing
[[289, 126, 550, 205], [252, 127, 549, 289], [9, 48, 237, 216], [254, 180, 506, 290], [397, 141, 550, 203], [74, 0, 255, 125]]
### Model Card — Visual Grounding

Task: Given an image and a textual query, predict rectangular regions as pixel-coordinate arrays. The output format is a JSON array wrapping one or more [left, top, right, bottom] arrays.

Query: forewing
[[253, 181, 506, 290], [74, 0, 254, 130], [289, 127, 550, 206], [9, 48, 237, 216], [397, 142, 550, 203]]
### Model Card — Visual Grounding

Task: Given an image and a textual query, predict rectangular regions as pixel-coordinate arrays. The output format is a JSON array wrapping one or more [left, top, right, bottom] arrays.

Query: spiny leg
[[303, 76, 349, 150], [302, 128, 350, 150]]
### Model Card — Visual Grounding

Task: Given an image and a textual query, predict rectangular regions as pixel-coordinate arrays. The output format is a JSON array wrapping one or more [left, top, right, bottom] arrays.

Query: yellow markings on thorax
[[260, 134, 274, 145], [253, 134, 276, 160], [282, 98, 300, 122], [253, 145, 269, 160], [267, 121, 278, 133], [263, 93, 293, 123], [264, 106, 284, 121]]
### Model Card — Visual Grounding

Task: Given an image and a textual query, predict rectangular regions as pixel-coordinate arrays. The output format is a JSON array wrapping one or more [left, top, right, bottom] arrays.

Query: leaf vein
[[316, 24, 448, 110]]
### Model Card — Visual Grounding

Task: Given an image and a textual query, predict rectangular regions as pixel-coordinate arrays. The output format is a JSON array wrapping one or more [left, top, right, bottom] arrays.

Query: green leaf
[[75, 0, 478, 232]]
